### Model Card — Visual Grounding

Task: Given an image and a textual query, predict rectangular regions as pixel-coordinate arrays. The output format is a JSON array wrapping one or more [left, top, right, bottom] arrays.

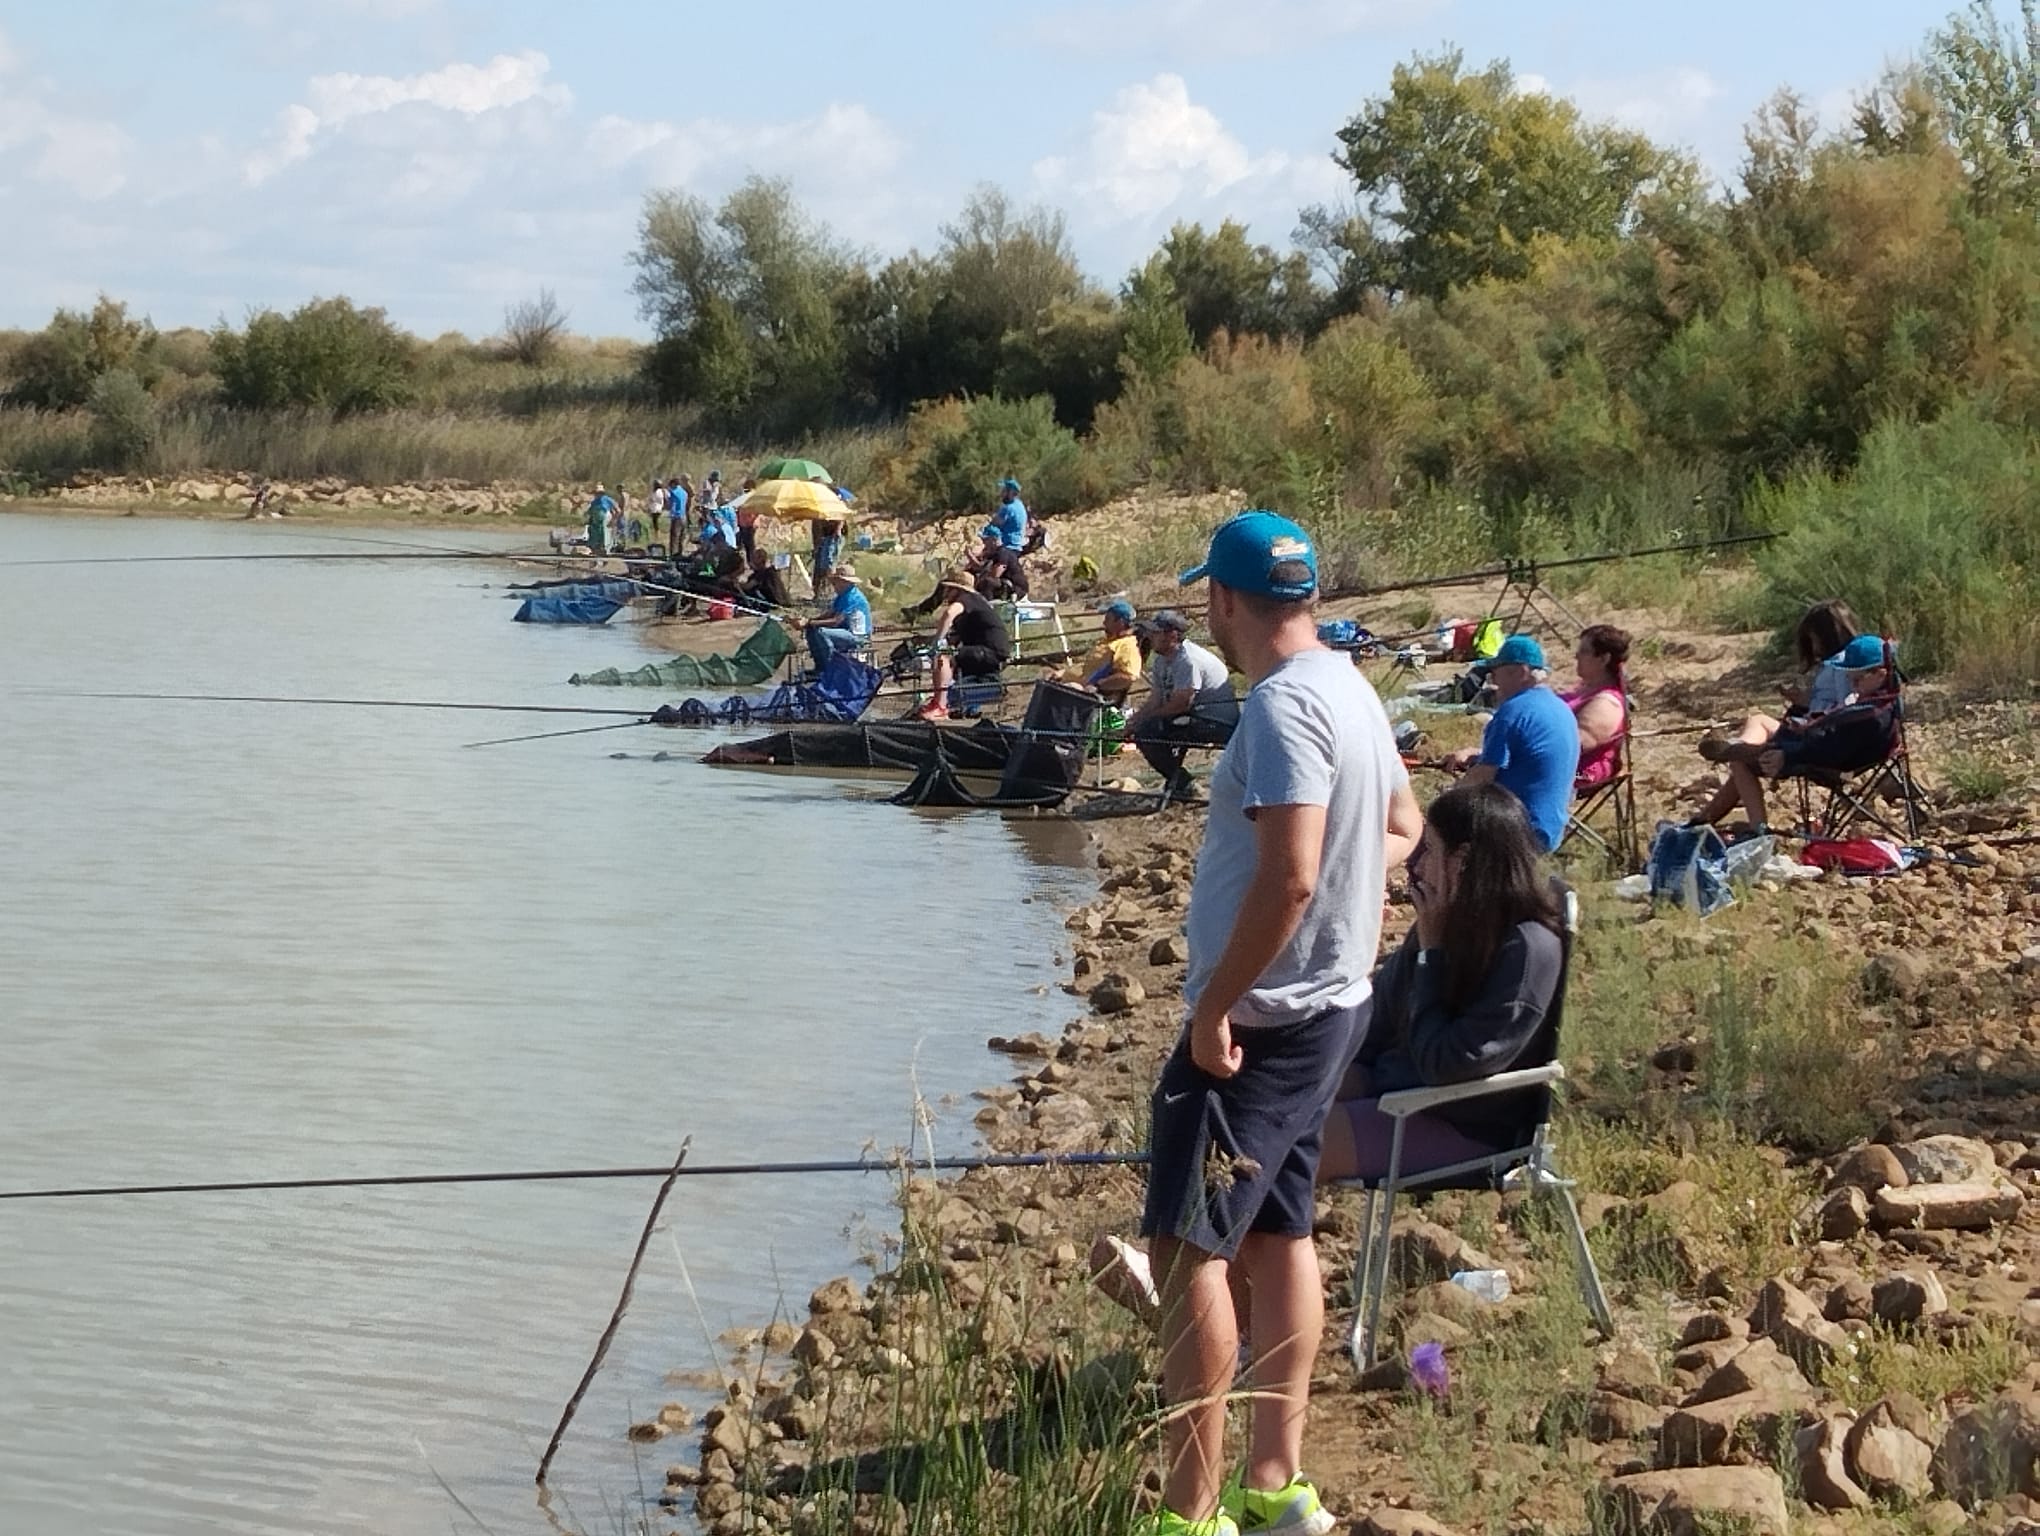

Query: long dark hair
[[1794, 600, 1859, 671], [1426, 782, 1563, 1008]]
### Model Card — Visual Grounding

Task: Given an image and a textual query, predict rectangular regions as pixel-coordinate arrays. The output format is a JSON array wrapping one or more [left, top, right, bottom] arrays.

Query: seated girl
[[1090, 784, 1565, 1320], [1563, 624, 1630, 787], [1318, 781, 1565, 1183]]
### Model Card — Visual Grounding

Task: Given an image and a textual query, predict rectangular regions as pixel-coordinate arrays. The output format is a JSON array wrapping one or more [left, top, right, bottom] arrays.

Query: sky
[[0, 0, 1957, 340]]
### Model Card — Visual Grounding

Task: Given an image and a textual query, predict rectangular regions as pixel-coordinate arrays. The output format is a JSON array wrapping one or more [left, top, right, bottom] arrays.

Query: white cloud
[[1033, 74, 1340, 233], [0, 31, 131, 198], [1033, 0, 1436, 58], [1583, 66, 1724, 136], [245, 49, 570, 184], [588, 102, 904, 190]]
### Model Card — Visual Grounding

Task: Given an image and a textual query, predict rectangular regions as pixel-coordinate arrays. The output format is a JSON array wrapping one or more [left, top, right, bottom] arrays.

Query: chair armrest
[[1375, 1063, 1565, 1117]]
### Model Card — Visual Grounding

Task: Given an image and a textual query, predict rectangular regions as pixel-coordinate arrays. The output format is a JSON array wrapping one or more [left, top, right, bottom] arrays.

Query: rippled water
[[0, 513, 1092, 1536]]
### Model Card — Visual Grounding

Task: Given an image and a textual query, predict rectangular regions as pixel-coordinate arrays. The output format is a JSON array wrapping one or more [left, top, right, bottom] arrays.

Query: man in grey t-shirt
[[1137, 512, 1418, 1536], [1127, 608, 1238, 800]]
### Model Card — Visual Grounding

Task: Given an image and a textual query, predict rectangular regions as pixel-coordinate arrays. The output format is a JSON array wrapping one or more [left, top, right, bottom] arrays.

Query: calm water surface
[[0, 514, 1093, 1535]]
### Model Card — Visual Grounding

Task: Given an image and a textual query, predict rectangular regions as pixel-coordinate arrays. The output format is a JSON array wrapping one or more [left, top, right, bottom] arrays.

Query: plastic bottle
[[1447, 1268, 1511, 1303]]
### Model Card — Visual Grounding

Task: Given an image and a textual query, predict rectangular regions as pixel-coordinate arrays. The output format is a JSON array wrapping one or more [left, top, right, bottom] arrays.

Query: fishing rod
[[0, 1149, 1152, 1204], [31, 689, 654, 718]]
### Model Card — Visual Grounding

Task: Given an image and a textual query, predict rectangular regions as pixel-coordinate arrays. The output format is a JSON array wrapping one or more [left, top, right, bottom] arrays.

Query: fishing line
[[0, 1150, 1152, 1204]]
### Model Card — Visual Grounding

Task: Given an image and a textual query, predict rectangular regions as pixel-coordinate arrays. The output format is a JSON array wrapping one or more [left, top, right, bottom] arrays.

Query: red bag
[[1799, 838, 1907, 874]]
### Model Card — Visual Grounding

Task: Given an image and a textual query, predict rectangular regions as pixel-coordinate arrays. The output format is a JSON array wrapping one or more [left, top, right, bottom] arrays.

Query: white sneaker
[[1102, 1234, 1160, 1309]]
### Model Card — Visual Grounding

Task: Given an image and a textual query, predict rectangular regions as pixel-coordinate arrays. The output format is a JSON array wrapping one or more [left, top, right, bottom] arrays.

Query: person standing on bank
[[1126, 609, 1238, 802], [1140, 511, 1420, 1536], [1441, 633, 1580, 853]]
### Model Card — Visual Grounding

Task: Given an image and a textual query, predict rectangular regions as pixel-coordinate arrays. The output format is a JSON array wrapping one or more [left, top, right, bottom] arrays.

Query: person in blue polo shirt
[[804, 563, 872, 674], [1442, 633, 1580, 851], [987, 477, 1027, 549]]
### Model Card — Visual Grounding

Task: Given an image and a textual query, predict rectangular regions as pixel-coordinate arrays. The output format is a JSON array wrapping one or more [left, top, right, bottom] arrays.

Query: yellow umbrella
[[735, 478, 851, 522]]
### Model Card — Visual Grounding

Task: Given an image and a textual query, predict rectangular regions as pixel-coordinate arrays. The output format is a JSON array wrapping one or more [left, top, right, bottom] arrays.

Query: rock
[[1845, 1399, 1936, 1501], [1863, 950, 1928, 1001], [809, 1277, 864, 1317], [1828, 1143, 1909, 1194], [627, 1418, 670, 1442], [702, 1407, 761, 1463], [1872, 1268, 1950, 1326], [1676, 1312, 1748, 1348], [1087, 973, 1145, 1014], [1896, 1134, 2000, 1186], [1749, 1276, 1852, 1378], [1686, 1338, 1813, 1406], [1599, 1466, 1790, 1535], [987, 1031, 1054, 1056], [1359, 1510, 1463, 1536], [1661, 1391, 1810, 1468], [1872, 1180, 2025, 1231], [1589, 1391, 1668, 1441], [1387, 1220, 1497, 1287], [1935, 1389, 2040, 1505], [1402, 1311, 1472, 1350], [1815, 1185, 1870, 1240], [1796, 1413, 1871, 1511], [1028, 1093, 1102, 1151], [1824, 1276, 1875, 1323], [1916, 1499, 1970, 1536], [657, 1402, 694, 1431], [1597, 1340, 1666, 1400], [791, 1327, 837, 1369], [1148, 934, 1189, 966], [1651, 1041, 1700, 1072], [761, 1320, 799, 1352]]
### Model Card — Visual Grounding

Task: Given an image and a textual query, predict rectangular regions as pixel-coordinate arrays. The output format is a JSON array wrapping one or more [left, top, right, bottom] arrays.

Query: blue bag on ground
[[1646, 823, 1735, 916]]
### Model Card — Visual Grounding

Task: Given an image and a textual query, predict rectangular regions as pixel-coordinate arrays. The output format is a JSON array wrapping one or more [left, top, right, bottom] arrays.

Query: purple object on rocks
[[1408, 1341, 1451, 1398]]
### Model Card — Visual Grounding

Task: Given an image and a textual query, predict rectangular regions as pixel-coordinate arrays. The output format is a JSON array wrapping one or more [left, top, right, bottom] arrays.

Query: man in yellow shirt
[[1054, 598, 1142, 706]]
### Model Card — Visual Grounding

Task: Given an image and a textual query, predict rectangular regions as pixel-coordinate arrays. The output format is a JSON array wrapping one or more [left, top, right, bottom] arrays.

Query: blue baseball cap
[[1000, 477, 1021, 494], [1178, 510, 1318, 599], [1492, 634, 1547, 670], [1098, 598, 1137, 623], [1827, 635, 1889, 670]]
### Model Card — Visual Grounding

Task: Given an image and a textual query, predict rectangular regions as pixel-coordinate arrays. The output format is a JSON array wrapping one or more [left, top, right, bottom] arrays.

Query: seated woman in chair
[[1690, 635, 1897, 832], [1564, 624, 1630, 787], [1091, 783, 1564, 1319], [1319, 781, 1566, 1182], [1688, 600, 1858, 827]]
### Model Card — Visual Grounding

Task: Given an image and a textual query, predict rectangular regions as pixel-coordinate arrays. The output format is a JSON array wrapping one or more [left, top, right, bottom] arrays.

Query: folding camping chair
[[1562, 733, 1642, 872], [1785, 642, 1926, 843], [1335, 890, 1614, 1372]]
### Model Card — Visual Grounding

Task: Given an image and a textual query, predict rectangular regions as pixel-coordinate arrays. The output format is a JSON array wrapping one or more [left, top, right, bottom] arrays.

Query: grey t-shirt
[[1184, 646, 1406, 1027], [1148, 639, 1238, 721]]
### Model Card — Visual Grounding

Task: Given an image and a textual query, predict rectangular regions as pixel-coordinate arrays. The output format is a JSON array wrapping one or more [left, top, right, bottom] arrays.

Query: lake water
[[0, 513, 1093, 1536]]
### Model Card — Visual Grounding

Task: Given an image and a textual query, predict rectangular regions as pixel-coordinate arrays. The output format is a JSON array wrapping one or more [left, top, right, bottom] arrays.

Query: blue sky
[[0, 0, 1954, 339]]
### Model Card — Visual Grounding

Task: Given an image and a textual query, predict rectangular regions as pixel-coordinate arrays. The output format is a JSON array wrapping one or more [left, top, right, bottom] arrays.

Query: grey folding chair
[[1336, 891, 1614, 1373]]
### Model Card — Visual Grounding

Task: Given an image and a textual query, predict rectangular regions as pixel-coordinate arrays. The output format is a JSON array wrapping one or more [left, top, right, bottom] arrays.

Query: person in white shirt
[[1126, 609, 1239, 801]]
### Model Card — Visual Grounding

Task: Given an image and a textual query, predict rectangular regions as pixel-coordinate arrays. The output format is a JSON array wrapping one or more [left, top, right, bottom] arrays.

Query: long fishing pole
[[29, 689, 654, 718], [0, 1149, 1152, 1204]]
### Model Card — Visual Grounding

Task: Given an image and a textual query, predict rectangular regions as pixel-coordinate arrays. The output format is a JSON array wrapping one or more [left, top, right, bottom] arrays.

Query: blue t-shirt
[[669, 486, 690, 520], [830, 586, 872, 637], [1478, 685, 1581, 851], [706, 505, 738, 545], [987, 498, 1027, 550]]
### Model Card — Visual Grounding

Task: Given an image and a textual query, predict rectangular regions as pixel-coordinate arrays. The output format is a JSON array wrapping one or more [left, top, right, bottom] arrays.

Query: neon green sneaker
[[1223, 1477, 1337, 1536], [1130, 1509, 1239, 1536]]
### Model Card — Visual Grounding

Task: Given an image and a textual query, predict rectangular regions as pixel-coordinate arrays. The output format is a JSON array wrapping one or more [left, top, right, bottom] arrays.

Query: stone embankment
[[11, 470, 574, 520]]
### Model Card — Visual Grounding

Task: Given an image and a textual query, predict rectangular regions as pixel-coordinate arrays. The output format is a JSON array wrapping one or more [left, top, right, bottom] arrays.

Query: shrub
[[5, 296, 160, 409], [880, 395, 1084, 517], [1751, 404, 2040, 679], [86, 369, 158, 468], [212, 297, 418, 413]]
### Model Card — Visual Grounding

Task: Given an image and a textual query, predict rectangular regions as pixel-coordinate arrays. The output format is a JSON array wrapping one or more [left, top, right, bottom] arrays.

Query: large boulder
[[1846, 1398, 1937, 1501], [1661, 1391, 1809, 1468], [1796, 1412, 1871, 1511], [1871, 1181, 2025, 1231], [1935, 1388, 2040, 1505], [1598, 1467, 1790, 1536], [1827, 1143, 1909, 1194], [1684, 1337, 1814, 1406], [1871, 1268, 1950, 1327], [1895, 1134, 1999, 1186], [1749, 1276, 1852, 1379]]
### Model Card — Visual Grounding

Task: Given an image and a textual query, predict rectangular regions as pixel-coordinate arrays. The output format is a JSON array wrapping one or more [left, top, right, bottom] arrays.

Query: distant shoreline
[[0, 497, 550, 535]]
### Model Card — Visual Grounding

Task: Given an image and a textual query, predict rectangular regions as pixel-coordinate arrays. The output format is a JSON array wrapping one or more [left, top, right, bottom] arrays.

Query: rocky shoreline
[[623, 787, 2039, 1536]]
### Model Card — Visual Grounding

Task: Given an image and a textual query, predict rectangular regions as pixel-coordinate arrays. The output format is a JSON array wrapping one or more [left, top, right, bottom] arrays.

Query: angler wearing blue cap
[[1136, 510, 1421, 1536], [985, 477, 1028, 551], [1442, 633, 1580, 852]]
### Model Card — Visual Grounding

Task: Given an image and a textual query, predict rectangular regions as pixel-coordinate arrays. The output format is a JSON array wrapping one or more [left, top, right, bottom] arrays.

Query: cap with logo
[[1178, 510, 1317, 600]]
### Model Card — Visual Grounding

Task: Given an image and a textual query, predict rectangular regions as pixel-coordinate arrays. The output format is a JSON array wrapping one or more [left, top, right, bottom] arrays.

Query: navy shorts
[[1139, 1001, 1368, 1260]]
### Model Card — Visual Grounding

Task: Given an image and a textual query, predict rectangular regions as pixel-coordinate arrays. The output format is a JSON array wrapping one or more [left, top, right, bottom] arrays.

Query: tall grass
[[0, 402, 899, 491]]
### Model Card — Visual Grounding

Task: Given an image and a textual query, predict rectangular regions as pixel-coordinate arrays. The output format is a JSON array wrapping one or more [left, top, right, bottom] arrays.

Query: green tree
[[86, 368, 158, 467], [6, 296, 160, 408], [212, 298, 417, 412], [631, 176, 850, 432], [1118, 256, 1194, 386], [1927, 0, 2040, 212], [1149, 220, 1320, 343], [924, 186, 1089, 400], [1332, 49, 1696, 299]]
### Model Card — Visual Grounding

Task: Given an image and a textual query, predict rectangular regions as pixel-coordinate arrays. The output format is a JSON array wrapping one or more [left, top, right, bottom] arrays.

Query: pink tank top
[[1561, 684, 1629, 786]]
